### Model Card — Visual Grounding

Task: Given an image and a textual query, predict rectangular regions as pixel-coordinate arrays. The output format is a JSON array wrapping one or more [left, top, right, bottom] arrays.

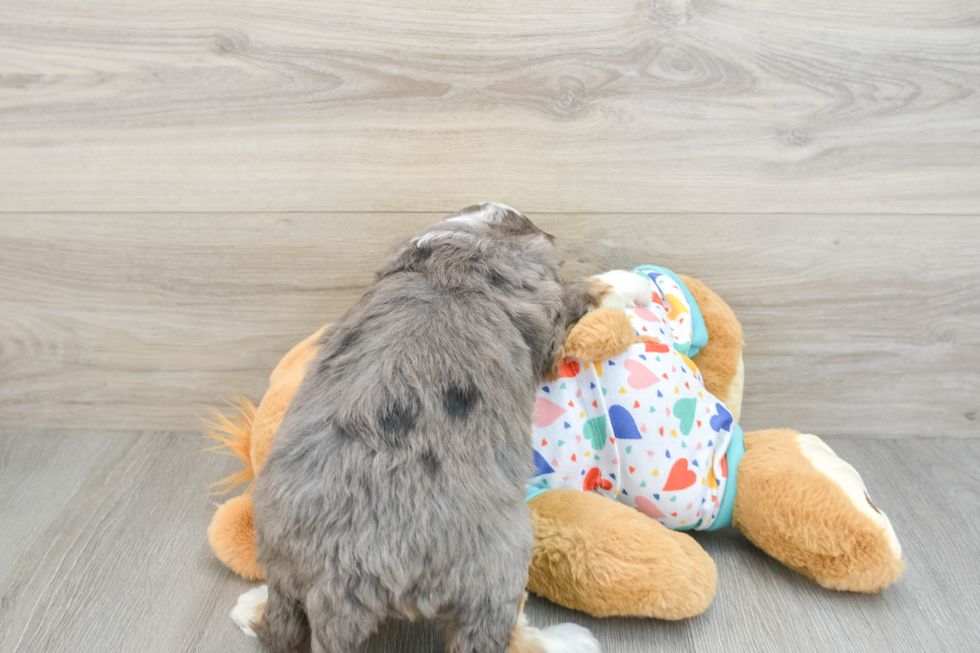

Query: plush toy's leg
[[733, 429, 903, 592], [527, 489, 717, 619], [679, 275, 745, 421], [209, 494, 266, 581]]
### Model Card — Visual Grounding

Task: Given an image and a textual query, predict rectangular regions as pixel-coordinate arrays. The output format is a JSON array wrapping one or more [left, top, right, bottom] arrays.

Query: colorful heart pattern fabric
[[528, 269, 737, 531]]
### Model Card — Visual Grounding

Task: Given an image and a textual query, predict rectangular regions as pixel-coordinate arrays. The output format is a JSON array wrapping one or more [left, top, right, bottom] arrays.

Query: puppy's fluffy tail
[[202, 397, 258, 494], [511, 610, 600, 653]]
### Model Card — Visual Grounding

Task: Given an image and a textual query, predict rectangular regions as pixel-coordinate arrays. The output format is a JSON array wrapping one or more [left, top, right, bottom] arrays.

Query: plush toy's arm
[[679, 275, 745, 421]]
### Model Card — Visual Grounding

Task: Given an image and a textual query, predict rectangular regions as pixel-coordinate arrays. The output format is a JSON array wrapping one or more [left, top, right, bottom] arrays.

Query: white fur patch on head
[[445, 201, 522, 227], [796, 434, 902, 560], [230, 584, 268, 637], [593, 270, 655, 309], [414, 230, 478, 247]]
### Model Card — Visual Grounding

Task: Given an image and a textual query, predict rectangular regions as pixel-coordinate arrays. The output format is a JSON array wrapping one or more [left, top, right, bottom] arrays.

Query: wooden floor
[[1, 430, 977, 653]]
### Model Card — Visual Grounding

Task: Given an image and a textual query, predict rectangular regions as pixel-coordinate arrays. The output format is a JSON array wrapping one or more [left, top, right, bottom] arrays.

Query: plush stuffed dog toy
[[206, 266, 903, 621]]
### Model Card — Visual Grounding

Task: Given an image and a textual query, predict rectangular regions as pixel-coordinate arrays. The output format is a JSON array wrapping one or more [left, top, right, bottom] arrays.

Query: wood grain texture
[[1, 214, 977, 437], [0, 431, 976, 652], [1, 0, 979, 213]]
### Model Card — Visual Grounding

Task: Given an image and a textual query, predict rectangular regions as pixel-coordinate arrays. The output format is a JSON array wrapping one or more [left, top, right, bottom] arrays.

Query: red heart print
[[634, 401, 640, 408], [629, 466, 636, 473], [662, 459, 698, 491], [559, 360, 581, 378], [541, 439, 547, 446], [568, 401, 574, 407], [583, 467, 612, 492], [592, 400, 598, 408], [571, 453, 577, 462], [696, 420, 702, 427]]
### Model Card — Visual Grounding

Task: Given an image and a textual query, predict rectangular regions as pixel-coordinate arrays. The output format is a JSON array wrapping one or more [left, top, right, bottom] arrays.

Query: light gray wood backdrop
[[1, 0, 978, 436]]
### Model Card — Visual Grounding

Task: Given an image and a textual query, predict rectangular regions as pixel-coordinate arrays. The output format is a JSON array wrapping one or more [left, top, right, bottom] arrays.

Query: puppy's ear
[[560, 278, 612, 327], [541, 279, 615, 379]]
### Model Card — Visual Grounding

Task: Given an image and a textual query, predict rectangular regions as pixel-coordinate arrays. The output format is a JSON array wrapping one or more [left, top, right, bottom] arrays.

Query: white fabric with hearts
[[527, 268, 741, 531]]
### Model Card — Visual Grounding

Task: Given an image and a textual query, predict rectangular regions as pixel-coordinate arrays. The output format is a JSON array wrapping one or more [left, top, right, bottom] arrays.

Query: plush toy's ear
[[563, 308, 637, 362], [205, 325, 328, 580], [249, 325, 327, 475]]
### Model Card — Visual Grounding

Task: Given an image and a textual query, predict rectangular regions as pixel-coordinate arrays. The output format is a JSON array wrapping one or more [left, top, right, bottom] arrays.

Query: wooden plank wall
[[1, 0, 978, 436]]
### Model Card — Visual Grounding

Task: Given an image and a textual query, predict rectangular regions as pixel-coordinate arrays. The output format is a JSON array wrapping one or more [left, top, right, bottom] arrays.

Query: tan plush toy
[[206, 270, 903, 621]]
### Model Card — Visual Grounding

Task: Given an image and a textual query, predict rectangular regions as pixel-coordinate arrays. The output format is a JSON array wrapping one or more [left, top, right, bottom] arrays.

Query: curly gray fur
[[252, 203, 601, 653]]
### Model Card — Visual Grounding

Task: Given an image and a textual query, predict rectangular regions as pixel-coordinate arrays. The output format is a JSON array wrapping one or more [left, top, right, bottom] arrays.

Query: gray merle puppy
[[240, 203, 607, 653]]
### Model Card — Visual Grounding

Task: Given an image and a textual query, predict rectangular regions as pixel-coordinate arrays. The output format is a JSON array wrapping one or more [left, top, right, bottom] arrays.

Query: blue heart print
[[710, 403, 733, 432], [533, 450, 554, 476], [608, 405, 643, 440]]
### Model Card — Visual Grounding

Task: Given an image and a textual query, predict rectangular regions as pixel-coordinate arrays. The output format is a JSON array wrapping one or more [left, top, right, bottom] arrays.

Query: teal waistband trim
[[525, 485, 550, 503], [707, 423, 743, 531], [631, 265, 708, 357]]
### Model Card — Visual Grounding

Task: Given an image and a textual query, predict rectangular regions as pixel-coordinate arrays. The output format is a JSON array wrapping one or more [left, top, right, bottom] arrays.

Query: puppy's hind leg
[[251, 584, 311, 653], [305, 586, 383, 653], [508, 594, 600, 653], [447, 593, 522, 653], [449, 593, 600, 653]]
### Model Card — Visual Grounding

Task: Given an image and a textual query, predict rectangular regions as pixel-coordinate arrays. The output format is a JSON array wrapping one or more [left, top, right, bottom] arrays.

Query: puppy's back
[[253, 233, 561, 612]]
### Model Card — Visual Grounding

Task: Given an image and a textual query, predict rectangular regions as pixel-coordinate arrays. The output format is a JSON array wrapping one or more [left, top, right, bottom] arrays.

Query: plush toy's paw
[[563, 309, 637, 362], [796, 434, 902, 558], [208, 494, 265, 581], [528, 489, 716, 619], [230, 584, 267, 637], [592, 270, 654, 309], [735, 429, 904, 593]]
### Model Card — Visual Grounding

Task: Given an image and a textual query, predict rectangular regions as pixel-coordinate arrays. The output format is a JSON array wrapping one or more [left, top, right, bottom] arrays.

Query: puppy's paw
[[592, 270, 654, 309], [536, 622, 601, 653], [230, 584, 268, 637]]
